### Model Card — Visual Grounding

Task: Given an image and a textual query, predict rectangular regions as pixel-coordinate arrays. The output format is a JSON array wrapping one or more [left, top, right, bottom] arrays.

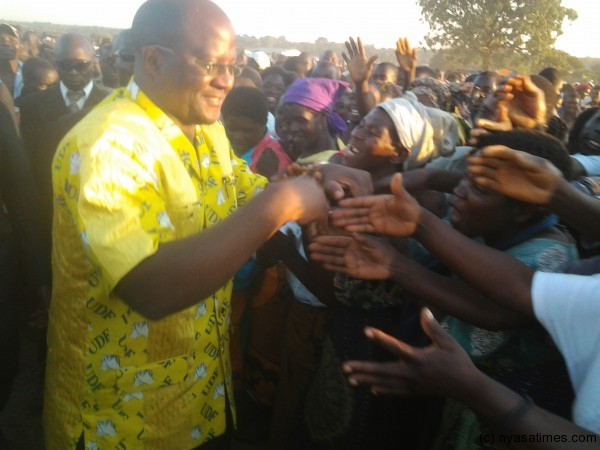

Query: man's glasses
[[149, 44, 237, 77], [56, 59, 93, 73]]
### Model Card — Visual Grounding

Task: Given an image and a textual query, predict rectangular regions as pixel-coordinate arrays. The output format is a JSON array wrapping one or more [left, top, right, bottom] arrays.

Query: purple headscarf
[[280, 78, 350, 135]]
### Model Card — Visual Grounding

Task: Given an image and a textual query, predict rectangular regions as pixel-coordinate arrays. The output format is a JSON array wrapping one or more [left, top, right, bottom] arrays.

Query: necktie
[[66, 90, 85, 112]]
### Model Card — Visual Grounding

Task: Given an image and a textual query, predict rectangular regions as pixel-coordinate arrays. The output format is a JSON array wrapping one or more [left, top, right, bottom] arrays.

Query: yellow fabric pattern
[[45, 82, 267, 450]]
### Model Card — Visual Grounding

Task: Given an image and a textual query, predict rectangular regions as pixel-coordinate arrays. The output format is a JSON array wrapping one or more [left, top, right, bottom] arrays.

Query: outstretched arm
[[468, 145, 600, 241], [310, 233, 533, 329], [328, 173, 535, 316], [343, 309, 599, 449], [116, 176, 329, 320]]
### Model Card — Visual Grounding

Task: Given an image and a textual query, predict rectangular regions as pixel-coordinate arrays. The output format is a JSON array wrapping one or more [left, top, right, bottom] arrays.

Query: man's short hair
[[131, 0, 186, 51]]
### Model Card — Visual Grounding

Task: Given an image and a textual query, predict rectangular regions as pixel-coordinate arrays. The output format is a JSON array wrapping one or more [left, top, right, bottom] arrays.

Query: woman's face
[[222, 114, 264, 157], [262, 73, 286, 113], [448, 176, 515, 241], [578, 109, 600, 155], [342, 108, 401, 171], [276, 103, 324, 159]]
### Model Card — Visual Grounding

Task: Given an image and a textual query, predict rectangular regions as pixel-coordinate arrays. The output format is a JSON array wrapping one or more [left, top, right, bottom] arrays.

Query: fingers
[[357, 36, 366, 58], [390, 173, 405, 199], [367, 55, 378, 69], [328, 210, 374, 233], [346, 37, 357, 56], [323, 179, 345, 202], [419, 308, 454, 349], [474, 118, 512, 132], [343, 364, 413, 395], [363, 326, 417, 359], [467, 127, 490, 146]]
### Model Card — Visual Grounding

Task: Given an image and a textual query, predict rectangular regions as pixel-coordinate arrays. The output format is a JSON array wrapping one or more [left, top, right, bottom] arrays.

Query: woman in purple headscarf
[[276, 77, 349, 163]]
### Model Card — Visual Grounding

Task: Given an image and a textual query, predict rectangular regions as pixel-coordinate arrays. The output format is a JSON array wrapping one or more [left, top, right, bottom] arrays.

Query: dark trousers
[[0, 227, 20, 411]]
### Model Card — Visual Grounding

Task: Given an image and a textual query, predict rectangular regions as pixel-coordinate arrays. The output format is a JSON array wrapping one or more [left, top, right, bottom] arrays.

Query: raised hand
[[309, 233, 398, 280], [495, 74, 546, 129], [328, 173, 421, 237], [342, 36, 378, 86], [342, 308, 477, 397], [395, 37, 417, 75], [472, 101, 513, 135], [467, 145, 563, 204]]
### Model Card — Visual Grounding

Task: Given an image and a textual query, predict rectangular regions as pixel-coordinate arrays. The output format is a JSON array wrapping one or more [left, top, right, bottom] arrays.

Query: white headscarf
[[378, 92, 459, 170]]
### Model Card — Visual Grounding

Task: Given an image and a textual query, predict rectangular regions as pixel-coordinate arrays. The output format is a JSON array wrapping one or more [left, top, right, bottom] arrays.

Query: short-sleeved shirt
[[44, 82, 267, 450], [532, 272, 600, 433]]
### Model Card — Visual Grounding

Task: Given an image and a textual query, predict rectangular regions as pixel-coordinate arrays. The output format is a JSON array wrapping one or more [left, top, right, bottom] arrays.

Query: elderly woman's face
[[276, 103, 325, 159], [342, 108, 402, 171]]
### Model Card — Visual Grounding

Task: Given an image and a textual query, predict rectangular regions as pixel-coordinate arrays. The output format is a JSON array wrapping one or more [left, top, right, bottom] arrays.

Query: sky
[[2, 0, 598, 58]]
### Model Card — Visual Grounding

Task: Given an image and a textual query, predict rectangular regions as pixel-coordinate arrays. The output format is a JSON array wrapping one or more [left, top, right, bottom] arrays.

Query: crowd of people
[[1, 0, 599, 449]]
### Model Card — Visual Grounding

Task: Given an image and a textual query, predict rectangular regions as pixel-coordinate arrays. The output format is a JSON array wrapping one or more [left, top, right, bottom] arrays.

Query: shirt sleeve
[[571, 154, 600, 176], [76, 132, 174, 289], [531, 272, 600, 386], [231, 149, 267, 207]]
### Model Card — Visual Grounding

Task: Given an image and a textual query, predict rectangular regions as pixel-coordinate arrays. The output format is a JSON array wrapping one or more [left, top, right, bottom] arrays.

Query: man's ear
[[141, 46, 165, 79]]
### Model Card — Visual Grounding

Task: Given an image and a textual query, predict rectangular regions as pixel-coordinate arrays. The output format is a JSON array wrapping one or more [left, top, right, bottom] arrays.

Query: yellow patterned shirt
[[44, 82, 267, 450]]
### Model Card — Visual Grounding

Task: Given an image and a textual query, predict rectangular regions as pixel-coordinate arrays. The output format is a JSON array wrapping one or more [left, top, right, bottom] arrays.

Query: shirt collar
[[60, 80, 94, 107]]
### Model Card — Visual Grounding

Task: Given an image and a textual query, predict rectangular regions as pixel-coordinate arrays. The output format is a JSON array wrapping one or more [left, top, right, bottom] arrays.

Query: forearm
[[116, 184, 302, 319], [355, 80, 376, 118], [414, 210, 534, 316], [458, 370, 599, 449], [550, 178, 600, 241], [400, 68, 414, 93], [426, 169, 463, 193], [388, 255, 532, 330]]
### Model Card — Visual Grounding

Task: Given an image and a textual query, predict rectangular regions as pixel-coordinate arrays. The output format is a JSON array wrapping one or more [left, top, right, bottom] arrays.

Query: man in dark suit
[[19, 32, 110, 269]]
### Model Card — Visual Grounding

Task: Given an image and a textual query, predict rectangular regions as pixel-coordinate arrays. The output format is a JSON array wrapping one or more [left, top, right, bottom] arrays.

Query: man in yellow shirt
[[44, 0, 329, 449]]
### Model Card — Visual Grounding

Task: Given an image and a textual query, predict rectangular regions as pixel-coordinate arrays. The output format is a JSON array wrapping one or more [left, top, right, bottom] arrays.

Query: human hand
[[318, 163, 374, 203], [309, 233, 398, 280], [280, 175, 330, 225], [328, 173, 421, 236], [342, 308, 478, 397], [342, 36, 377, 86], [472, 101, 513, 136], [467, 145, 563, 204], [495, 75, 546, 129], [395, 37, 417, 74]]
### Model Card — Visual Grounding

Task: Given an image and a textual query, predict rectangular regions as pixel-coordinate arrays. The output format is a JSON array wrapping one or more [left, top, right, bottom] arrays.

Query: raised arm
[[342, 36, 378, 118], [394, 37, 416, 93]]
